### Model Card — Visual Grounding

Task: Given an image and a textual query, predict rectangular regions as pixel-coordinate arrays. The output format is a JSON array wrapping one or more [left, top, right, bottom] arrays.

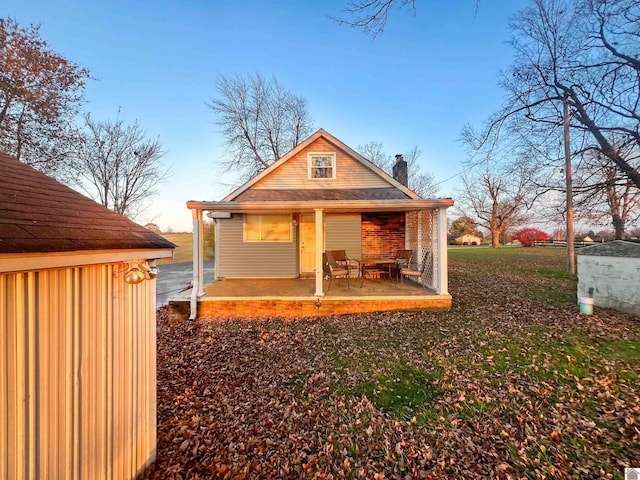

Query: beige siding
[[219, 214, 298, 278], [325, 214, 362, 259], [0, 263, 156, 480], [253, 138, 390, 189]]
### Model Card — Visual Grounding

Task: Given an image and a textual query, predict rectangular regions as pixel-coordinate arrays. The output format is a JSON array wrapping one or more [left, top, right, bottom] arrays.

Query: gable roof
[[0, 152, 175, 254], [222, 129, 420, 202], [576, 240, 640, 258]]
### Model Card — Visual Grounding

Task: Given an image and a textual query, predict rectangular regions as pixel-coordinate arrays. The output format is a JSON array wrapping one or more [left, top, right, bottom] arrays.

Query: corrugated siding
[[252, 138, 390, 189], [219, 215, 298, 278], [325, 214, 362, 259], [0, 263, 156, 480]]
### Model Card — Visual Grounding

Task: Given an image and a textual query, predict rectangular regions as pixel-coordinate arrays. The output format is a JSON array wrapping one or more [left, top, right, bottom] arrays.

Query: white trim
[[188, 198, 454, 213], [314, 209, 324, 296], [307, 152, 336, 180], [0, 248, 173, 274], [437, 207, 449, 295]]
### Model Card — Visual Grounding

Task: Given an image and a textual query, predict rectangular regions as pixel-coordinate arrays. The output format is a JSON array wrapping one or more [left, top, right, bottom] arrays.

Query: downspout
[[190, 209, 203, 320]]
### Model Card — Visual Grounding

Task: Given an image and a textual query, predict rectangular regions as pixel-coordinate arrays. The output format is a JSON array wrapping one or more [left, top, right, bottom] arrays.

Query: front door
[[300, 214, 316, 273]]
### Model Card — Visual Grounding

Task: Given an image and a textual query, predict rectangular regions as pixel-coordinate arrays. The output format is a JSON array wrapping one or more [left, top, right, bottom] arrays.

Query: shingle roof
[[234, 187, 411, 202], [576, 240, 640, 258], [0, 152, 175, 254]]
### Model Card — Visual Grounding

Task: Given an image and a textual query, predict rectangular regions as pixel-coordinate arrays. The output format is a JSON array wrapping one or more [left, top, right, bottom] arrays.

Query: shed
[[576, 240, 640, 316], [0, 152, 175, 479]]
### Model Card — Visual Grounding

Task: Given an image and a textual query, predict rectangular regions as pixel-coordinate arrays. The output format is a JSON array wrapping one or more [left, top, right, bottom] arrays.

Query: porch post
[[314, 208, 324, 296], [437, 207, 449, 295], [189, 209, 204, 320], [213, 219, 220, 281]]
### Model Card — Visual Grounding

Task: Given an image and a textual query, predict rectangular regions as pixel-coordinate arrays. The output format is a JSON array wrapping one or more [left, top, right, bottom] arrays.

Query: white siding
[[219, 215, 298, 278], [252, 138, 390, 189], [577, 255, 640, 316], [0, 263, 156, 479]]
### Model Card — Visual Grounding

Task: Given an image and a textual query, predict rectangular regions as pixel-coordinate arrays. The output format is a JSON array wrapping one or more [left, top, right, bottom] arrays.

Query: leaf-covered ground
[[141, 248, 639, 479]]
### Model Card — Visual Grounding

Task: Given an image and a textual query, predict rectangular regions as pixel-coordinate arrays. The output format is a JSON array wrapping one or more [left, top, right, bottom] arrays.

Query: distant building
[[145, 222, 161, 233], [448, 233, 482, 245]]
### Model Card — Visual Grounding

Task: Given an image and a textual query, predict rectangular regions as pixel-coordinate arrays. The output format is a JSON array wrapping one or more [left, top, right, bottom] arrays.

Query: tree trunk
[[491, 228, 500, 248], [612, 215, 625, 240]]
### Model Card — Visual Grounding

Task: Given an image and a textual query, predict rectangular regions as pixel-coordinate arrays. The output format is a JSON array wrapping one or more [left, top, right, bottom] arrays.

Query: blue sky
[[7, 0, 528, 231]]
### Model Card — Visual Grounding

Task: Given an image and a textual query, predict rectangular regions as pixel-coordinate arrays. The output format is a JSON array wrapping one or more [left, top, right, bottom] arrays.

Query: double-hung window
[[308, 152, 336, 179]]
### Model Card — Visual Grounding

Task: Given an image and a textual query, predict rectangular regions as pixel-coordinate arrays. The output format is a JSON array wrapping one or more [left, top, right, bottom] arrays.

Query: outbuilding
[[0, 153, 175, 479], [576, 240, 640, 316]]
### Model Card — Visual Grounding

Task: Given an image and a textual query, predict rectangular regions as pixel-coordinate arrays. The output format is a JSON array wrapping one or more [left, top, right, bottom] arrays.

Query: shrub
[[513, 228, 549, 247]]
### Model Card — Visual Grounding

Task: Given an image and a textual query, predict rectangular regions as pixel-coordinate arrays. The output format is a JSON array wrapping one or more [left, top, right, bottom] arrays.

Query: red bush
[[513, 228, 549, 247]]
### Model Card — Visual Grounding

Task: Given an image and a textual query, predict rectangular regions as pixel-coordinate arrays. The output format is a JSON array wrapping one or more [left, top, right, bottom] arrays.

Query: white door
[[300, 214, 316, 273]]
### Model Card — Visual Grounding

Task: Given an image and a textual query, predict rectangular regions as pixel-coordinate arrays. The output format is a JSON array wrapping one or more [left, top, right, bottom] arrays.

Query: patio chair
[[323, 251, 350, 290], [330, 250, 358, 276], [391, 249, 413, 280], [399, 250, 432, 289]]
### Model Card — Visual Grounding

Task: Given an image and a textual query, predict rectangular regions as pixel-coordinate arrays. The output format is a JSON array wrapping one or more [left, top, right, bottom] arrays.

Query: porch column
[[190, 209, 204, 320], [213, 219, 220, 281], [437, 207, 449, 295], [314, 208, 324, 296]]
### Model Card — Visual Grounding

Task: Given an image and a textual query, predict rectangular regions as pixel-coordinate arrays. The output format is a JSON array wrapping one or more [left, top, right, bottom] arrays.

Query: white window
[[244, 214, 292, 242], [308, 152, 336, 179]]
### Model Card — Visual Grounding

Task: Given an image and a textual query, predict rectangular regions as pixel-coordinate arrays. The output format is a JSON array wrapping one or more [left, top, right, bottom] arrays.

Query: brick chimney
[[392, 154, 408, 187]]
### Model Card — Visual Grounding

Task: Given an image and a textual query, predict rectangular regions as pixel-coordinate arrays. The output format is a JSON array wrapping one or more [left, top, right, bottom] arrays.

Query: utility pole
[[564, 94, 575, 274]]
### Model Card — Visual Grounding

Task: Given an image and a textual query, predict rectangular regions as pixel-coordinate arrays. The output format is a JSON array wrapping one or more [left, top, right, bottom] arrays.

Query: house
[[448, 233, 482, 245], [173, 129, 453, 319], [576, 240, 640, 316], [0, 152, 175, 479]]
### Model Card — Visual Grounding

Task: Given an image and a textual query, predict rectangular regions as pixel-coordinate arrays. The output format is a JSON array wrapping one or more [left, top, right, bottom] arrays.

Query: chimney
[[392, 154, 408, 187]]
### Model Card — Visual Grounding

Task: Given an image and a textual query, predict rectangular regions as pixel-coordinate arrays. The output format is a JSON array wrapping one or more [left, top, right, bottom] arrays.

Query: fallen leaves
[[140, 249, 639, 479]]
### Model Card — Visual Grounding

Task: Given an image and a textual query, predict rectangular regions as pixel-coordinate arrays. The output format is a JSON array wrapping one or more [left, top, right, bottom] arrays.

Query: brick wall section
[[168, 296, 452, 321], [361, 213, 405, 257]]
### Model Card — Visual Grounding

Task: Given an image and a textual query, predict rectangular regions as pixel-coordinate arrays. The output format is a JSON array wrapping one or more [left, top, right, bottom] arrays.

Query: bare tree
[[208, 73, 314, 182], [574, 145, 640, 239], [75, 113, 170, 219], [0, 17, 90, 180], [331, 0, 416, 38], [358, 141, 438, 198], [331, 1, 481, 37], [477, 0, 640, 189], [456, 164, 531, 247]]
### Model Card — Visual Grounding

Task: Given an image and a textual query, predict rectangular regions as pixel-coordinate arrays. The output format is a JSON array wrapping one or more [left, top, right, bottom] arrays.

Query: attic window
[[308, 153, 336, 179]]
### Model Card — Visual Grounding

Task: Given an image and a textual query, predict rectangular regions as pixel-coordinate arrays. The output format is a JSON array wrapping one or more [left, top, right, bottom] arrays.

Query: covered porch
[[170, 199, 453, 320]]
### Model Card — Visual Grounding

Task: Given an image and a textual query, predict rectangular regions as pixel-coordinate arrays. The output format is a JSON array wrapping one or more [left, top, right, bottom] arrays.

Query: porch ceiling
[[186, 198, 454, 214]]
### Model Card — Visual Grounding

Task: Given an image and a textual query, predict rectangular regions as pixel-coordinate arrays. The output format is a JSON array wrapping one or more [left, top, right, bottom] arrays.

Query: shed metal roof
[[0, 152, 175, 254], [576, 240, 640, 258]]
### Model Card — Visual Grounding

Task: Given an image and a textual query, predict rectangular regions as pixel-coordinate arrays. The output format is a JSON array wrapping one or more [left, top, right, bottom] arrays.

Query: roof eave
[[187, 198, 454, 214]]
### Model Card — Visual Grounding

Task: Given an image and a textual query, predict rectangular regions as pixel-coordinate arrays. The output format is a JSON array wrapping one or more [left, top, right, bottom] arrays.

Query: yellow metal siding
[[253, 138, 390, 189], [0, 263, 156, 479], [219, 215, 298, 278]]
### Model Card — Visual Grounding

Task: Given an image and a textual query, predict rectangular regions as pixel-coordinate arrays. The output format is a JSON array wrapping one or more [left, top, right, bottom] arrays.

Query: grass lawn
[[157, 232, 194, 264], [143, 247, 639, 479]]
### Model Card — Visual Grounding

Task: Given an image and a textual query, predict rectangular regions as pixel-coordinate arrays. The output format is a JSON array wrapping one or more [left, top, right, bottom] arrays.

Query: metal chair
[[399, 250, 432, 289], [323, 251, 350, 290], [391, 249, 413, 280], [330, 250, 358, 275]]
